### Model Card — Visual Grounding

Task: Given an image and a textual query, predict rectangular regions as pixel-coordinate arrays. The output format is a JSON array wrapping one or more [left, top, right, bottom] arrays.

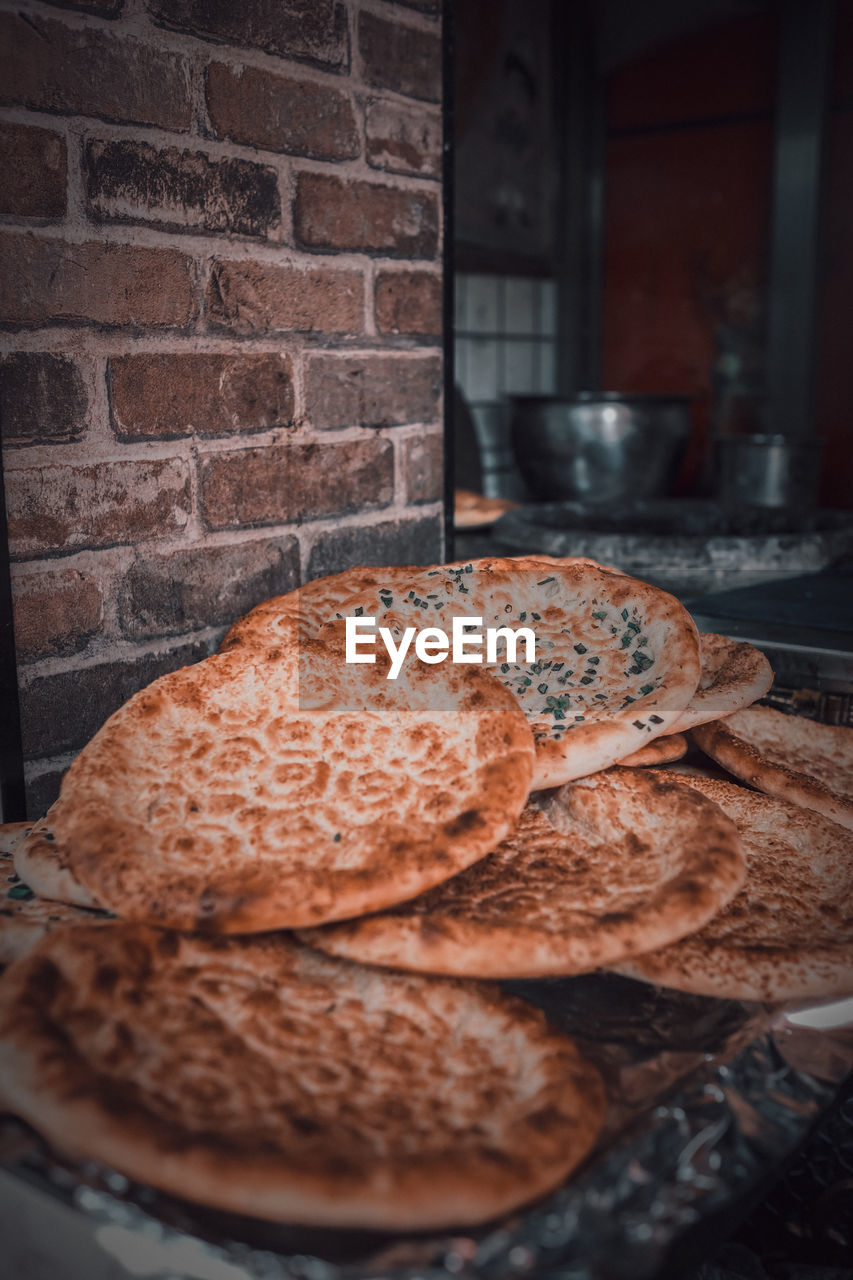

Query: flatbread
[[321, 557, 702, 789], [0, 925, 605, 1230], [301, 769, 745, 978], [454, 490, 517, 529], [51, 627, 535, 932], [13, 801, 99, 909], [669, 633, 773, 733], [692, 706, 853, 831], [0, 833, 109, 965], [614, 774, 853, 1001], [617, 733, 688, 768]]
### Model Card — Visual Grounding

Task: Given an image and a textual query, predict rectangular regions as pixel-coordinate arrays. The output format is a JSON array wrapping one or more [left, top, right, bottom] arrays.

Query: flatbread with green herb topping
[[51, 625, 535, 933], [327, 557, 702, 788], [13, 801, 100, 910], [300, 769, 745, 978], [0, 832, 110, 965], [0, 924, 605, 1229]]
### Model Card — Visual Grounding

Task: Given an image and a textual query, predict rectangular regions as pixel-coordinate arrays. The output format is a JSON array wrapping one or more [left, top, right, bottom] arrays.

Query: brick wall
[[0, 0, 444, 818]]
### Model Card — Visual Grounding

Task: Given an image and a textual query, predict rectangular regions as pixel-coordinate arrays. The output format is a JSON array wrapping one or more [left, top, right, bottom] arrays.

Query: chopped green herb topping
[[592, 610, 607, 620], [574, 643, 587, 654], [7, 883, 33, 901]]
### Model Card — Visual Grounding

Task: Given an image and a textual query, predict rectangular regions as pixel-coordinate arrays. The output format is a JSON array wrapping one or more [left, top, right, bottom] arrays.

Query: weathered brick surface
[[358, 12, 441, 102], [0, 235, 194, 329], [109, 353, 295, 440], [401, 429, 443, 504], [307, 513, 442, 579], [148, 0, 349, 72], [294, 173, 438, 257], [0, 12, 191, 131], [390, 0, 440, 11], [206, 63, 359, 161], [0, 123, 67, 220], [304, 353, 441, 429], [375, 270, 441, 335], [199, 439, 394, 529], [19, 640, 211, 758], [12, 569, 104, 662], [0, 354, 87, 445], [85, 139, 280, 238], [365, 99, 441, 178], [118, 537, 300, 639], [6, 459, 190, 559], [206, 259, 363, 335]]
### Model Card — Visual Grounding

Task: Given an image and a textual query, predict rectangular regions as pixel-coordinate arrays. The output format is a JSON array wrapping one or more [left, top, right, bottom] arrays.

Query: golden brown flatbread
[[12, 801, 99, 909], [301, 770, 745, 978], [617, 733, 688, 768], [614, 774, 853, 1001], [0, 925, 605, 1230], [669, 634, 773, 734], [322, 557, 702, 789], [454, 489, 518, 529], [692, 706, 853, 831], [51, 628, 535, 933], [0, 834, 109, 965]]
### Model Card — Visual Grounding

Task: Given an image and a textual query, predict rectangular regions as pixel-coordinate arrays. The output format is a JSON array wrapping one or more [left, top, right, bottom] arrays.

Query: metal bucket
[[714, 434, 824, 510], [509, 393, 691, 504]]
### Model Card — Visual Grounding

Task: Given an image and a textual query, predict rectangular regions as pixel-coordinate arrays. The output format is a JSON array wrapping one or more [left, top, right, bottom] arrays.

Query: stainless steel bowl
[[510, 393, 691, 503]]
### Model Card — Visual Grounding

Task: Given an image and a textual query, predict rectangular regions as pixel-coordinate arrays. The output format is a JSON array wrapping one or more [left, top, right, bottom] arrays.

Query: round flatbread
[[614, 774, 853, 1001], [617, 733, 688, 768], [321, 557, 702, 789], [0, 831, 109, 966], [51, 629, 535, 933], [301, 769, 745, 979], [0, 925, 605, 1230], [669, 634, 773, 734], [454, 490, 518, 529], [13, 801, 99, 910], [692, 705, 853, 831]]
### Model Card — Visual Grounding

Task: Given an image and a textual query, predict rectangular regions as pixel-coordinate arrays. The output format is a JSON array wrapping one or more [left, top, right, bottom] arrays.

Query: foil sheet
[[1, 972, 852, 1280]]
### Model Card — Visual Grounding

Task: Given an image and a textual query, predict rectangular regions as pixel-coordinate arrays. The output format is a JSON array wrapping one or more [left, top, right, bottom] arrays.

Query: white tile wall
[[454, 273, 558, 406], [454, 273, 559, 498]]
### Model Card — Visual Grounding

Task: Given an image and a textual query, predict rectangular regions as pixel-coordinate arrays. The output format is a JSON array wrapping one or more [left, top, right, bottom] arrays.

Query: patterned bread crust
[[0, 926, 605, 1230], [301, 769, 746, 979]]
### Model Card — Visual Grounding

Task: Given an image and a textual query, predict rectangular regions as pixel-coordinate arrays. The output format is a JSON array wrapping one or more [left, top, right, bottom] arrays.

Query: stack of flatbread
[[0, 550, 850, 1237]]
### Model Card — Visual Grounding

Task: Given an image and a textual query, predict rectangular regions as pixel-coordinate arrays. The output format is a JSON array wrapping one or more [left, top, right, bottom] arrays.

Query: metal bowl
[[510, 393, 691, 503]]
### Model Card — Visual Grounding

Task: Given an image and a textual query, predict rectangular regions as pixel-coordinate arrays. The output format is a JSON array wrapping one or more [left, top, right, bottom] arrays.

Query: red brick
[[294, 173, 438, 257], [375, 270, 441, 335], [19, 640, 210, 759], [0, 12, 191, 130], [0, 354, 87, 445], [401, 430, 443, 504], [6, 459, 190, 558], [304, 353, 441, 429], [148, 0, 349, 72], [358, 12, 441, 103], [0, 123, 66, 219], [85, 139, 280, 238], [0, 234, 194, 329], [199, 439, 394, 530], [206, 259, 363, 335], [206, 63, 358, 161], [365, 99, 441, 179], [12, 568, 103, 662], [307, 514, 442, 579], [118, 537, 300, 639], [109, 353, 295, 441]]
